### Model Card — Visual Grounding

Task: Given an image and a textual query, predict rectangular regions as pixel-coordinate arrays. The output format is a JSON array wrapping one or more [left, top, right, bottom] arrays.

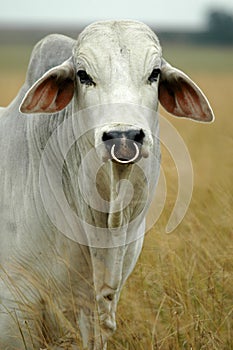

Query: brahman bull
[[0, 20, 214, 349]]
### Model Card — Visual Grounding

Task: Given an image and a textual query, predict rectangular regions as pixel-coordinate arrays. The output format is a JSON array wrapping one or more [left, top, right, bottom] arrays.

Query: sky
[[0, 0, 232, 29]]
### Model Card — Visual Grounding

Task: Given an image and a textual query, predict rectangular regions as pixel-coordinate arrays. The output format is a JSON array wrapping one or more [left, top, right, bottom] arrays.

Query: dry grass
[[0, 44, 232, 349], [110, 71, 233, 349]]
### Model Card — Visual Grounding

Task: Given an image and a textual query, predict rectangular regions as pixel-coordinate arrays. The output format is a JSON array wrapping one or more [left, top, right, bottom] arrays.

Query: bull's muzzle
[[102, 129, 145, 164]]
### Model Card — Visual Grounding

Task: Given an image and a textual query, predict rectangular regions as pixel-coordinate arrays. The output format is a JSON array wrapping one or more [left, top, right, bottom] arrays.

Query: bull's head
[[20, 21, 214, 165]]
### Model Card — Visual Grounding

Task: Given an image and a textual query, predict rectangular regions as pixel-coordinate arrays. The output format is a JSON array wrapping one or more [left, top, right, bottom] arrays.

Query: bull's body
[[0, 21, 213, 349]]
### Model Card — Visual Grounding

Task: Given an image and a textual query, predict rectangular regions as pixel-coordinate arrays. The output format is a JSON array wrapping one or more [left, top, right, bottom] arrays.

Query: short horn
[[111, 142, 140, 164]]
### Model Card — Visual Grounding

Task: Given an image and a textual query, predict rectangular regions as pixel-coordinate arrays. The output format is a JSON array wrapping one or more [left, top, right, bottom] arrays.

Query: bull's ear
[[159, 59, 214, 122], [20, 58, 75, 114]]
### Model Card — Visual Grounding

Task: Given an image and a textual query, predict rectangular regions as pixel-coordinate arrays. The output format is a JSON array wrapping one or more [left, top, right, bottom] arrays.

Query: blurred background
[[0, 0, 232, 349], [0, 0, 232, 105]]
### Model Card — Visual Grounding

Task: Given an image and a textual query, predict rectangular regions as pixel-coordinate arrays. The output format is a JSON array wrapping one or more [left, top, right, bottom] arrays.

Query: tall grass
[[109, 67, 233, 348], [0, 44, 232, 349]]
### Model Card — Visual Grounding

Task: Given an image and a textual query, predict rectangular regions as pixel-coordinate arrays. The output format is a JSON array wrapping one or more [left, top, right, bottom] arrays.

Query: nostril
[[133, 129, 145, 144], [102, 131, 120, 142], [102, 132, 111, 142]]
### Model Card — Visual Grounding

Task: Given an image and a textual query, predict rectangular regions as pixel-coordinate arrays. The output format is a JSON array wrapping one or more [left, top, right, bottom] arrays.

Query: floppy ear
[[159, 59, 214, 122], [20, 58, 75, 114]]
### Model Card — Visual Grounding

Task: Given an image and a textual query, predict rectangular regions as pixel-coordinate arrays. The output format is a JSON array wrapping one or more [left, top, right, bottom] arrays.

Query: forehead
[[73, 21, 162, 69]]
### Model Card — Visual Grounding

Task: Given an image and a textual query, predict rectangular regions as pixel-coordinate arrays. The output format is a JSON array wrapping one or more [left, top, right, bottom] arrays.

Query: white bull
[[0, 20, 214, 350]]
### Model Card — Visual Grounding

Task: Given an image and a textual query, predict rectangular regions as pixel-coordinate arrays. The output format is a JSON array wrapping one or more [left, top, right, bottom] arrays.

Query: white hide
[[0, 20, 214, 350]]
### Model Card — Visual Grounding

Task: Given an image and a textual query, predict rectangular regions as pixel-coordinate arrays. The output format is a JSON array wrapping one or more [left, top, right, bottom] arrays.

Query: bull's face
[[20, 20, 214, 165], [72, 22, 162, 163], [71, 22, 162, 163]]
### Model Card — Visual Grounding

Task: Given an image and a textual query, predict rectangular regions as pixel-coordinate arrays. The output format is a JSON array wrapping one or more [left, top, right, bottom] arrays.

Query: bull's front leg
[[78, 226, 144, 350], [78, 302, 114, 350], [80, 245, 139, 349], [77, 269, 120, 350], [78, 246, 125, 350]]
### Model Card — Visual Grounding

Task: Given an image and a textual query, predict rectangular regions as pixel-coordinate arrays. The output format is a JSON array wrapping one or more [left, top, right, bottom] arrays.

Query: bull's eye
[[77, 70, 95, 86], [148, 68, 161, 83]]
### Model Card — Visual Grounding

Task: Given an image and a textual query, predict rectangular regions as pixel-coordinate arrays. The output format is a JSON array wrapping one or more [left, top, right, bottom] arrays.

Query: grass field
[[0, 42, 232, 349]]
